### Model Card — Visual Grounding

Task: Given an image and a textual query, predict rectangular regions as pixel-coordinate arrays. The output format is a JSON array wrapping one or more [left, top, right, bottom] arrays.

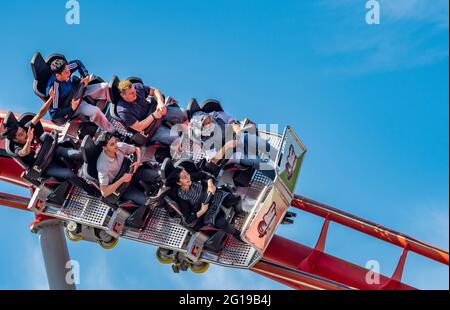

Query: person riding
[[164, 165, 243, 241], [95, 132, 160, 207], [188, 109, 275, 178], [46, 57, 115, 132], [116, 79, 187, 145], [0, 92, 97, 196]]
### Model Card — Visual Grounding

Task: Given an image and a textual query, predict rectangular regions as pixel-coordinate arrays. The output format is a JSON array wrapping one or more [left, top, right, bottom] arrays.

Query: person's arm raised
[[17, 127, 35, 157], [31, 88, 55, 125]]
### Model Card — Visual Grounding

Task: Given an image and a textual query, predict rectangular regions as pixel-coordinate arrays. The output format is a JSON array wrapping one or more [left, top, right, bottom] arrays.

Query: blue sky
[[0, 0, 448, 289]]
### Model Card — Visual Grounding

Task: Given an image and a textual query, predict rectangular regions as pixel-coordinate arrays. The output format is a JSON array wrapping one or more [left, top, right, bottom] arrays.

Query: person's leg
[[55, 146, 82, 162], [238, 157, 275, 179], [236, 133, 276, 178], [134, 165, 160, 184], [222, 192, 244, 214], [162, 105, 187, 125], [74, 101, 115, 133], [44, 163, 97, 195], [240, 132, 272, 160], [222, 192, 240, 207], [84, 82, 110, 102], [149, 125, 179, 146], [122, 186, 148, 206], [132, 165, 161, 194], [214, 214, 240, 237]]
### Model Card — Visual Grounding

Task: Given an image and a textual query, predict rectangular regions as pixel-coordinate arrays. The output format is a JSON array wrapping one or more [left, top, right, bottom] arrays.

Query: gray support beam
[[35, 219, 76, 290]]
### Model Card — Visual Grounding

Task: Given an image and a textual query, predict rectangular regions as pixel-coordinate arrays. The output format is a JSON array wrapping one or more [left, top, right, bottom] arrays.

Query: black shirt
[[116, 83, 156, 128], [13, 134, 42, 167]]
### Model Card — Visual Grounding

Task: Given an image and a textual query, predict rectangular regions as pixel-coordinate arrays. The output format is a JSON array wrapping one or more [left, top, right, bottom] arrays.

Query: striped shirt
[[177, 180, 228, 225], [178, 181, 203, 205]]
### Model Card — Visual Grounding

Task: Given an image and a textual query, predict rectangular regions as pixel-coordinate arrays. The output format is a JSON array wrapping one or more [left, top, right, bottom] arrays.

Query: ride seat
[[186, 98, 224, 121]]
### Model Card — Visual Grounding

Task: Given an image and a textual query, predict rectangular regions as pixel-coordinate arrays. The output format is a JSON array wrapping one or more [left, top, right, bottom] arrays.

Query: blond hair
[[118, 80, 133, 93]]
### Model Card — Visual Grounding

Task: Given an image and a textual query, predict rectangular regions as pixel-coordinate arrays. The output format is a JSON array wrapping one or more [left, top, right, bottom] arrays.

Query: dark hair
[[165, 167, 182, 187], [97, 132, 116, 148], [0, 125, 19, 140], [50, 58, 68, 74]]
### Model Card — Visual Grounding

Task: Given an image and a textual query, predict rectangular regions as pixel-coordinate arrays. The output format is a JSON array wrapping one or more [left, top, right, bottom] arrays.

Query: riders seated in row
[[1, 52, 260, 239]]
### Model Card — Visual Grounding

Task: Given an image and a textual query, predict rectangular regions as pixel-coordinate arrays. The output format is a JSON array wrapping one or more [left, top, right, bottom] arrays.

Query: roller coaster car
[[30, 52, 105, 137], [21, 120, 306, 271], [80, 135, 153, 229], [160, 158, 237, 255]]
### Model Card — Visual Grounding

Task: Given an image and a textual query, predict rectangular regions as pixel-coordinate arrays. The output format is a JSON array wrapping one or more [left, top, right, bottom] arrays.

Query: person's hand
[[200, 203, 209, 213], [71, 98, 81, 111], [130, 161, 140, 174], [153, 109, 164, 120], [121, 173, 133, 183], [207, 179, 216, 194], [231, 123, 241, 136], [81, 75, 91, 87], [49, 87, 55, 99], [156, 100, 167, 117], [157, 104, 167, 116], [26, 127, 34, 142]]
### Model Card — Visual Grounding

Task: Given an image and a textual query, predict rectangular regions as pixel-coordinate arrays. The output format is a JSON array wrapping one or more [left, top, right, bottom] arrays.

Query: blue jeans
[[122, 165, 160, 206], [43, 145, 96, 195], [54, 145, 82, 161], [150, 105, 187, 145], [44, 163, 95, 195]]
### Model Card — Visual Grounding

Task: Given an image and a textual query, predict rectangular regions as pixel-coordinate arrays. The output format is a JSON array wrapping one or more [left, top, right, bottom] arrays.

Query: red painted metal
[[379, 247, 409, 290], [258, 234, 416, 290], [252, 259, 352, 290], [298, 217, 330, 273], [0, 157, 29, 188], [0, 192, 30, 211], [292, 195, 449, 265]]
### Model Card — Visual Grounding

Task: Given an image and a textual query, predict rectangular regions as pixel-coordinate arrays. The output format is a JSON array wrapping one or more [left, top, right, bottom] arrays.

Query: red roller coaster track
[[0, 111, 448, 290]]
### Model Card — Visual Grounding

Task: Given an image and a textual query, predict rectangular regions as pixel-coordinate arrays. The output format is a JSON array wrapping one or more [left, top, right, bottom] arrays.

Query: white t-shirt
[[96, 142, 135, 186]]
